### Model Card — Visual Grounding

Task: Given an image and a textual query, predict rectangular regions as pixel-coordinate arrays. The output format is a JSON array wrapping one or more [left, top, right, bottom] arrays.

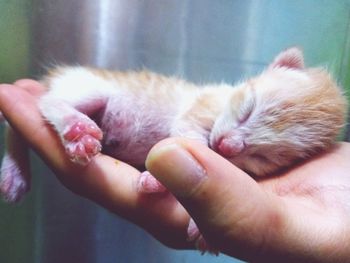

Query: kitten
[[0, 47, 347, 201], [0, 47, 347, 250]]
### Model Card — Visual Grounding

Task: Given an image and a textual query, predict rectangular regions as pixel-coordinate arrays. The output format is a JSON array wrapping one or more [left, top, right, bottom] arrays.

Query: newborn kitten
[[0, 47, 347, 251], [1, 47, 347, 199]]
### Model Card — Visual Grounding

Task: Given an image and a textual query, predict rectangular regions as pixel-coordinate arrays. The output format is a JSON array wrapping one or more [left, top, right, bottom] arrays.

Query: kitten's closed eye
[[236, 90, 255, 126], [238, 106, 253, 125]]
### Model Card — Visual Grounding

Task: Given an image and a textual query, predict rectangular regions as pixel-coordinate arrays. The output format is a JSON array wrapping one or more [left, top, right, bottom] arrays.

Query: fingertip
[[0, 82, 36, 101], [0, 83, 15, 94], [13, 79, 45, 95], [0, 84, 21, 106], [147, 137, 186, 156], [146, 141, 208, 199]]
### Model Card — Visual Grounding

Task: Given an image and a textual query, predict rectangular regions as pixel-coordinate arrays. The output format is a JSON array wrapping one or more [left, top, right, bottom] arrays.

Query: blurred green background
[[0, 1, 34, 263], [0, 0, 30, 83]]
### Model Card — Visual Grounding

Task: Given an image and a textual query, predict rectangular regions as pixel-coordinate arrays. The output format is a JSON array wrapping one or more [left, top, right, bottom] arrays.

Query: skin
[[0, 80, 350, 262]]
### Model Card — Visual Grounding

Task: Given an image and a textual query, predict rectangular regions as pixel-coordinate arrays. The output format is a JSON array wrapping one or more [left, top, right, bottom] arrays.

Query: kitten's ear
[[268, 47, 304, 70]]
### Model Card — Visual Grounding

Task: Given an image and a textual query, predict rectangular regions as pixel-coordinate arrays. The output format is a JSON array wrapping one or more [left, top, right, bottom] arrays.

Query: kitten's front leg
[[39, 66, 118, 165], [39, 95, 104, 165]]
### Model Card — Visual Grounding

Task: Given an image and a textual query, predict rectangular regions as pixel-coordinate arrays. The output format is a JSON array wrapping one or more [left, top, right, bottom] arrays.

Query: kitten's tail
[[0, 120, 31, 203]]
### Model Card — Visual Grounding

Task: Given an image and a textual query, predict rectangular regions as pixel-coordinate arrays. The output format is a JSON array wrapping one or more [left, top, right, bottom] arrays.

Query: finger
[[0, 83, 63, 162], [0, 84, 191, 248], [13, 79, 46, 96], [146, 138, 285, 260]]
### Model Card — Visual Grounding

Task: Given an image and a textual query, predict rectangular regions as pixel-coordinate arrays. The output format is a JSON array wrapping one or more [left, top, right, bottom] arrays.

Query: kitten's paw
[[187, 218, 219, 255], [137, 171, 167, 193], [63, 119, 103, 165], [0, 155, 29, 203]]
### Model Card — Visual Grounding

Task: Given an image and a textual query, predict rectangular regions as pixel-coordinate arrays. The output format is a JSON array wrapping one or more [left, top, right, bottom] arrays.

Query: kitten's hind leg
[[0, 126, 30, 203]]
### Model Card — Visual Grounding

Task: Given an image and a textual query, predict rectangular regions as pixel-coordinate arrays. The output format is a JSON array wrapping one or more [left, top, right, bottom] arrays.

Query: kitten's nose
[[215, 135, 245, 158]]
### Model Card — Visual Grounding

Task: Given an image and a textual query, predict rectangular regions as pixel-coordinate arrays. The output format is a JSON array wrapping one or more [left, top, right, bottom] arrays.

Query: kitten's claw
[[63, 119, 103, 165], [137, 171, 167, 193]]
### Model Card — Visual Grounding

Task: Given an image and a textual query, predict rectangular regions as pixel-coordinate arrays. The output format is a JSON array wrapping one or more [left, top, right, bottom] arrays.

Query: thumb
[[146, 138, 284, 260]]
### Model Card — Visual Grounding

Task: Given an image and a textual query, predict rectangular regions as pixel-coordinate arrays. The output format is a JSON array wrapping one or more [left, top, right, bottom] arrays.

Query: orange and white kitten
[[0, 47, 347, 252], [0, 47, 347, 204]]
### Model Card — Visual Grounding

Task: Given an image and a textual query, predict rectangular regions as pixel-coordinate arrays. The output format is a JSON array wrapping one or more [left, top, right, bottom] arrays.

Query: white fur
[[39, 67, 116, 133]]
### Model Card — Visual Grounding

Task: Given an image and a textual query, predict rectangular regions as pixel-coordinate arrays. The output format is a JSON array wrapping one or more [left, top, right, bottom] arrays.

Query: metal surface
[[1, 0, 350, 262]]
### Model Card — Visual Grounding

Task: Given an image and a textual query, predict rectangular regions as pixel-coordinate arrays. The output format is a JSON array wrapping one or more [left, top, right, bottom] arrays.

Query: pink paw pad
[[63, 121, 103, 141], [63, 120, 103, 165], [137, 171, 167, 193]]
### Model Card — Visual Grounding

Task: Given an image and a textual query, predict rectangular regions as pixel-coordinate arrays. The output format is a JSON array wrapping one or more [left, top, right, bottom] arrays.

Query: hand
[[0, 80, 191, 249], [1, 80, 350, 262], [146, 138, 350, 262]]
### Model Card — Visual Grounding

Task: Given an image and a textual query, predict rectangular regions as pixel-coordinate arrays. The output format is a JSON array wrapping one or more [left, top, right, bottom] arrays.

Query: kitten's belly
[[101, 129, 169, 167], [98, 99, 173, 167]]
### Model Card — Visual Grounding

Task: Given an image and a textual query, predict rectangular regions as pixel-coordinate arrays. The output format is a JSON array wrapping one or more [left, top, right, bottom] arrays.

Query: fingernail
[[146, 143, 207, 198]]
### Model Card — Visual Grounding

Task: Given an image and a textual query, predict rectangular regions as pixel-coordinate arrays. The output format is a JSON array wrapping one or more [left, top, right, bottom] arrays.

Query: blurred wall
[[0, 0, 30, 82], [0, 1, 350, 263]]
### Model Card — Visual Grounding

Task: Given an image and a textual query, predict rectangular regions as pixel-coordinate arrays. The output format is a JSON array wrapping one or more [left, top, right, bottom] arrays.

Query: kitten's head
[[210, 47, 347, 176]]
